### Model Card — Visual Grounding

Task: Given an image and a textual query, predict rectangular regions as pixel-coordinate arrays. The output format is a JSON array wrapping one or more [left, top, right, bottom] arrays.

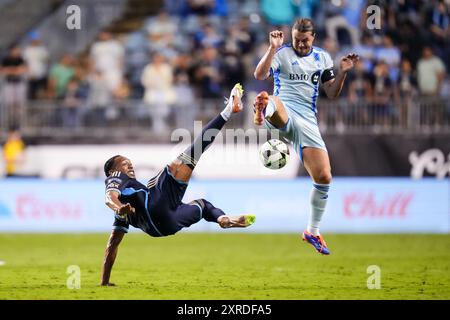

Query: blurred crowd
[[0, 0, 449, 133]]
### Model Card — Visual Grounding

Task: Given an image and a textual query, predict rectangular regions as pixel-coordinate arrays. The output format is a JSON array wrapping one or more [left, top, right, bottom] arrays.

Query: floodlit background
[[0, 0, 449, 300]]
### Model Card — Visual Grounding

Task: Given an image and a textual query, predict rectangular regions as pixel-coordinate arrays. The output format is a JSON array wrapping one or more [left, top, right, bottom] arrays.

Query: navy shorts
[[146, 166, 202, 236]]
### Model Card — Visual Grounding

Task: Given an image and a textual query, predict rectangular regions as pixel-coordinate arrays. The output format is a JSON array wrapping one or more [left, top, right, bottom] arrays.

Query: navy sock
[[178, 114, 226, 169], [193, 199, 224, 223]]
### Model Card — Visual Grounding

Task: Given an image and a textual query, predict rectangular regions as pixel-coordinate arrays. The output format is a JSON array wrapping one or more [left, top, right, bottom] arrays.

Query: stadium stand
[[0, 0, 449, 143]]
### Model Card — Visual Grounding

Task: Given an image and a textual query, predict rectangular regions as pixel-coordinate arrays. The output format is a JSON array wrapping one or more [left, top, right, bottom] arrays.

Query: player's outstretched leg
[[195, 199, 256, 229], [253, 92, 289, 128], [169, 83, 244, 183], [176, 199, 256, 230]]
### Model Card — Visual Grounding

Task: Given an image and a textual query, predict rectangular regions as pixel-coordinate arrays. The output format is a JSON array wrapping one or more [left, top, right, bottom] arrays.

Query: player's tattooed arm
[[323, 53, 359, 99], [101, 230, 125, 286], [254, 30, 283, 80], [105, 190, 136, 216]]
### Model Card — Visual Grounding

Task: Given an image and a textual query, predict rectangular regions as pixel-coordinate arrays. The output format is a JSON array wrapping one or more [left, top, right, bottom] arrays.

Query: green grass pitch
[[0, 233, 449, 299]]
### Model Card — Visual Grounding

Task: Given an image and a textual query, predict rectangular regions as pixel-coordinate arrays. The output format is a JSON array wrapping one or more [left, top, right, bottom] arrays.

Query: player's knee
[[168, 159, 182, 174], [316, 169, 332, 185], [168, 159, 192, 182], [190, 199, 206, 210]]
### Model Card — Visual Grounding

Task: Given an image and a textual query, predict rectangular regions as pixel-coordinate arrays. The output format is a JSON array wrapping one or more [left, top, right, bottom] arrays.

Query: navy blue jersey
[[105, 171, 160, 236], [104, 167, 190, 237]]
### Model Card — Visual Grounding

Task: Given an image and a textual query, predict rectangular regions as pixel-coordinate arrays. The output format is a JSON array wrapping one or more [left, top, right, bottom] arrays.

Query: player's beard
[[295, 45, 311, 56]]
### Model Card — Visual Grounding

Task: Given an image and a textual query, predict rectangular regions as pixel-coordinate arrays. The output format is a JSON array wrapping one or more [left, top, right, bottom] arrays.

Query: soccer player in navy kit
[[101, 84, 255, 286], [253, 19, 359, 255]]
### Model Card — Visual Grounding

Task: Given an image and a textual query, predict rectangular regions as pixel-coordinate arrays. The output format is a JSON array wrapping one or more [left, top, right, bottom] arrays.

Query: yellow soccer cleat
[[229, 83, 244, 113], [218, 214, 256, 229]]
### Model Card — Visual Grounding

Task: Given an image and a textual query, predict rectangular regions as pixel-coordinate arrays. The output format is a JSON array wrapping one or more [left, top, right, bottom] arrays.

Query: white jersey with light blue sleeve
[[269, 44, 335, 123], [266, 44, 335, 156]]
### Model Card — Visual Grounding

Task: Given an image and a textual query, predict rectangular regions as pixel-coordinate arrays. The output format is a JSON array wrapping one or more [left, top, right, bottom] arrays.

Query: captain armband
[[321, 68, 335, 83]]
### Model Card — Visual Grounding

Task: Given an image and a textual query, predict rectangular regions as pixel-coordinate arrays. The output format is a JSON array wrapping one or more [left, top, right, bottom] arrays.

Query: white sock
[[220, 105, 232, 121], [220, 96, 235, 121], [307, 183, 330, 236], [265, 97, 276, 118]]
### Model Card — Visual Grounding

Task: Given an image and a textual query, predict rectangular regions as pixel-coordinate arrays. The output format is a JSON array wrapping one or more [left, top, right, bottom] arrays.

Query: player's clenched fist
[[117, 203, 135, 216], [340, 53, 359, 72], [269, 30, 284, 49]]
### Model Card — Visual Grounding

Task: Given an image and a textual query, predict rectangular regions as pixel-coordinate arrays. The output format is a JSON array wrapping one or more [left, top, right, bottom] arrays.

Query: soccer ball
[[259, 139, 290, 169]]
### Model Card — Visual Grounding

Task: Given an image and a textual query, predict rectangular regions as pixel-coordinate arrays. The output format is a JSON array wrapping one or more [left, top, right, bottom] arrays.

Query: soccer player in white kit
[[253, 18, 359, 255]]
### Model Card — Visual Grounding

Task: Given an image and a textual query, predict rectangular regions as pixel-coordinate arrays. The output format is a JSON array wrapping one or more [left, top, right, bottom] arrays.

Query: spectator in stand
[[114, 76, 131, 101], [47, 54, 75, 99], [141, 52, 176, 133], [2, 128, 26, 177], [417, 46, 446, 96], [322, 37, 339, 65], [371, 61, 395, 127], [145, 10, 178, 50], [196, 22, 222, 48], [224, 23, 253, 56], [324, 0, 360, 47], [61, 78, 86, 129], [191, 46, 224, 98], [86, 69, 113, 126], [172, 53, 196, 128], [345, 59, 373, 128], [173, 72, 196, 129], [428, 0, 450, 69], [124, 31, 151, 98], [401, 22, 428, 67], [353, 33, 376, 72], [396, 59, 417, 99], [236, 16, 257, 55], [417, 46, 447, 127], [173, 53, 193, 84], [375, 35, 401, 82], [392, 0, 423, 26], [90, 31, 125, 93], [0, 46, 28, 129], [348, 58, 374, 104], [342, 0, 364, 36], [395, 59, 417, 127], [23, 33, 49, 99]]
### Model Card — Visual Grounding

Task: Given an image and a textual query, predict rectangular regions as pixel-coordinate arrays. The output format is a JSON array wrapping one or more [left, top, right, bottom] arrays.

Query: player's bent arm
[[323, 53, 358, 99], [101, 230, 125, 286], [105, 190, 136, 215], [254, 46, 277, 80], [322, 71, 347, 99], [105, 190, 123, 214]]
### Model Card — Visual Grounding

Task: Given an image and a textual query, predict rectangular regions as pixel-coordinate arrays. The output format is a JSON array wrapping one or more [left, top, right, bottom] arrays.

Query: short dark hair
[[104, 155, 121, 177], [292, 18, 315, 35]]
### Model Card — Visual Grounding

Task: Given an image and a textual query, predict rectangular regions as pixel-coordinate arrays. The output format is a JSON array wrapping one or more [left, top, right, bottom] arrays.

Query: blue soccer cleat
[[302, 231, 330, 255]]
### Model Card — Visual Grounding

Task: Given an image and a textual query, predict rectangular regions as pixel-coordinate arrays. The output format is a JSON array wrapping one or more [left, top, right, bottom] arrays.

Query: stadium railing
[[1, 96, 449, 141], [317, 95, 450, 134]]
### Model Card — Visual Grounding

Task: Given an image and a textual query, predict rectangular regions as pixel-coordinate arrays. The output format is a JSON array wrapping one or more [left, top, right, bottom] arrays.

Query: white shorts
[[264, 101, 327, 161]]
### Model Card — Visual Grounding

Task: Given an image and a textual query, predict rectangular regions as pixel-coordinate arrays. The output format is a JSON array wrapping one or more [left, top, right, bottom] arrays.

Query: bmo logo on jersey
[[289, 71, 320, 85], [289, 73, 309, 81]]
